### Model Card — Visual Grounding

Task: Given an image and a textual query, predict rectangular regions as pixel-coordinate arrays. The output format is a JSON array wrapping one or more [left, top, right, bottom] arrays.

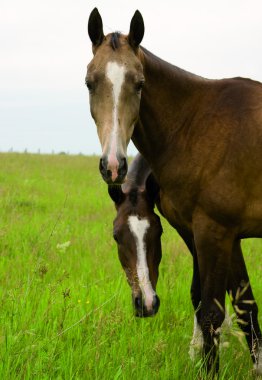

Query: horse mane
[[110, 32, 122, 50], [122, 154, 151, 191]]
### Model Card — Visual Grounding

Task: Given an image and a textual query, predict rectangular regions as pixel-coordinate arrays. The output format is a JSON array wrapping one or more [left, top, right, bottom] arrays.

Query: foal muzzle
[[133, 294, 160, 317]]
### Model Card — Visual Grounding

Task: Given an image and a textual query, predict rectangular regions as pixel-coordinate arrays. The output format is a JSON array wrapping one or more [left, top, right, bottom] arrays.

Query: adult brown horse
[[86, 8, 262, 376]]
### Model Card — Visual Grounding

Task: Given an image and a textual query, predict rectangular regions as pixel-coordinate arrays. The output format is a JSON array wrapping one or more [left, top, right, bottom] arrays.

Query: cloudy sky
[[1, 0, 262, 155]]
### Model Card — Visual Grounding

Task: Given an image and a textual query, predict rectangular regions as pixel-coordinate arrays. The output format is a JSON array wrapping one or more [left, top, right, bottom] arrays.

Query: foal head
[[86, 8, 145, 184], [109, 177, 162, 317]]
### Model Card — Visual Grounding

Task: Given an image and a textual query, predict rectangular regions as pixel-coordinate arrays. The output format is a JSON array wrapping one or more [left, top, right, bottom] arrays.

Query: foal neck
[[122, 154, 151, 193]]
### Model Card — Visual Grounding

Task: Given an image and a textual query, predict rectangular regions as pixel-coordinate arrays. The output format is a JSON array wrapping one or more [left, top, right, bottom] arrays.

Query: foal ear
[[128, 10, 144, 49], [108, 185, 125, 206], [145, 173, 160, 206], [88, 8, 105, 47]]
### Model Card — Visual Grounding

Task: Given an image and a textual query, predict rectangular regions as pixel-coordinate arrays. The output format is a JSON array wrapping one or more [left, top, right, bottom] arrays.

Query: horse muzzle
[[99, 155, 128, 184], [133, 294, 160, 318]]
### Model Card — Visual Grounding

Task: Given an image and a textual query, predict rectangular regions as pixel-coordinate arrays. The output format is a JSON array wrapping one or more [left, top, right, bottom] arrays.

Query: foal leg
[[227, 239, 262, 374], [193, 212, 235, 376]]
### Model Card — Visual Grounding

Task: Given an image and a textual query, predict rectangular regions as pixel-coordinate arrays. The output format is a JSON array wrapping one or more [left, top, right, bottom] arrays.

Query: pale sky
[[1, 0, 262, 155]]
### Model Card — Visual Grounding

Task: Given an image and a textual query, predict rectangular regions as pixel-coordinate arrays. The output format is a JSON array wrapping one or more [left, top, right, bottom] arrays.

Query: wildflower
[[56, 241, 71, 253]]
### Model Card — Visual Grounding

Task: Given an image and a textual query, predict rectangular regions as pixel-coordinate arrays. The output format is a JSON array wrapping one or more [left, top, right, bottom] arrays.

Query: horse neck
[[133, 47, 205, 166], [122, 153, 151, 193], [141, 46, 201, 91]]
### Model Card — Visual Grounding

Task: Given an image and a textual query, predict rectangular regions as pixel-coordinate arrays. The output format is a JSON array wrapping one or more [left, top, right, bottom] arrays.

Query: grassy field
[[0, 152, 261, 379]]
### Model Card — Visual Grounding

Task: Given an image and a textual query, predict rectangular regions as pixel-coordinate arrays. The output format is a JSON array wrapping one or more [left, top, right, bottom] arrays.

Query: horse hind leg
[[187, 240, 232, 363], [189, 251, 231, 362], [227, 239, 262, 375]]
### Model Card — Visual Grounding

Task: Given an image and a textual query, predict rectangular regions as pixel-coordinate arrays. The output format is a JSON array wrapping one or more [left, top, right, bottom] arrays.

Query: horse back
[[159, 76, 262, 237]]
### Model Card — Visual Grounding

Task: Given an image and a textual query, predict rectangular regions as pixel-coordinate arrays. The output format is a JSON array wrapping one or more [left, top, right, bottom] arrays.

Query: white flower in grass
[[56, 241, 71, 253]]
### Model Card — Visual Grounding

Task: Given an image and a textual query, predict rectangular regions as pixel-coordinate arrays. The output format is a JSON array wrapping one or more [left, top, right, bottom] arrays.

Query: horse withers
[[108, 154, 162, 317], [86, 8, 262, 376]]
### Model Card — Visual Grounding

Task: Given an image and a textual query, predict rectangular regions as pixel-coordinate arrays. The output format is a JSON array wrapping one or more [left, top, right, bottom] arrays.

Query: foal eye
[[113, 233, 119, 243]]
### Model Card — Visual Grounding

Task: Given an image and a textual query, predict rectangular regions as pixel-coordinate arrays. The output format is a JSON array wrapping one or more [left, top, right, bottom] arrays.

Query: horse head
[[86, 8, 145, 184], [108, 174, 162, 317]]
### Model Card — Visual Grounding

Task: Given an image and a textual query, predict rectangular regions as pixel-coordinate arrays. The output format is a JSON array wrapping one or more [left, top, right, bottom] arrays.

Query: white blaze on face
[[105, 61, 126, 182], [128, 215, 156, 310]]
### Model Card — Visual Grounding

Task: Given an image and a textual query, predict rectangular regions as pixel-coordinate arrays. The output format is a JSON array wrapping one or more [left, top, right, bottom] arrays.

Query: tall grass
[[0, 153, 261, 379]]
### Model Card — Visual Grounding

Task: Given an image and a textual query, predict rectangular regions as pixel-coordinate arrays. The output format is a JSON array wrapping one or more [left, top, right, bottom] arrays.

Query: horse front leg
[[189, 251, 203, 360], [227, 239, 262, 375], [176, 228, 203, 360], [193, 211, 235, 376]]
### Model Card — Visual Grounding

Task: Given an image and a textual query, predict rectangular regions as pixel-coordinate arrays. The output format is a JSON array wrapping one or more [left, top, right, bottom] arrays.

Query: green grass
[[0, 152, 261, 379]]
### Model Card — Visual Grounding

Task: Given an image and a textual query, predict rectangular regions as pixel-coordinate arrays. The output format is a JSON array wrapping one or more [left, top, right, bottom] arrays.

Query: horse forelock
[[126, 187, 151, 210], [110, 32, 122, 50], [128, 188, 138, 207]]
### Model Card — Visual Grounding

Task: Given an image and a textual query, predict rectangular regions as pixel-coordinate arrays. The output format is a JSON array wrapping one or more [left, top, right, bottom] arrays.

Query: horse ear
[[128, 10, 144, 49], [145, 173, 160, 205], [108, 185, 125, 206], [88, 8, 105, 47]]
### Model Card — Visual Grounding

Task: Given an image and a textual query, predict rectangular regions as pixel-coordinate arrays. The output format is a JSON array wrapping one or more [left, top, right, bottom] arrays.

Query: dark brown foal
[[108, 154, 162, 317]]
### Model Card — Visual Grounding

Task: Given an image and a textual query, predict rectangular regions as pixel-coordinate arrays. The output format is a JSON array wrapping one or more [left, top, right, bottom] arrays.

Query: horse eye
[[85, 79, 93, 91], [135, 80, 144, 93]]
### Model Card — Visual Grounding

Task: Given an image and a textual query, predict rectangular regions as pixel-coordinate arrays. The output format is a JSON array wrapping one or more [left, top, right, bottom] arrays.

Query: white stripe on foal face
[[105, 61, 126, 181], [128, 215, 156, 310]]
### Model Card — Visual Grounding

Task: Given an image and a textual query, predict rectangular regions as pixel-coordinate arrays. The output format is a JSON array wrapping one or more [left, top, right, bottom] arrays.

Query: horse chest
[[159, 189, 194, 231]]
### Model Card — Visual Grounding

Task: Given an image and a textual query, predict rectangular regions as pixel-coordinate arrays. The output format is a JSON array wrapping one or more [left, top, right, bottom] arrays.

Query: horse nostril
[[118, 157, 128, 177], [119, 157, 127, 170], [134, 296, 143, 310], [99, 157, 107, 171], [152, 295, 160, 312], [99, 156, 109, 180]]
